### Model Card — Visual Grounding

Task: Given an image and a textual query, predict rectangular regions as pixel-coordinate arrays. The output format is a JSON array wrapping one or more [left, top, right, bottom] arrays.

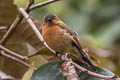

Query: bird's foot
[[56, 52, 71, 61], [56, 51, 64, 59]]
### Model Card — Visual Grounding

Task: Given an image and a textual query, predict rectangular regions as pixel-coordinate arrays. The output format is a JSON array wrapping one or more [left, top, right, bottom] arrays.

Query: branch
[[0, 45, 28, 60], [59, 56, 80, 80], [25, 0, 34, 13], [72, 62, 119, 80], [0, 0, 34, 45], [29, 0, 60, 11], [0, 16, 22, 45], [0, 26, 7, 30], [0, 51, 31, 68], [0, 75, 1, 80], [19, 8, 119, 80]]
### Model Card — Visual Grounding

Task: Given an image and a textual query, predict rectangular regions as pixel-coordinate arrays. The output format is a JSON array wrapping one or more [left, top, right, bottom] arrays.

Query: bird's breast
[[42, 25, 71, 52], [42, 25, 63, 41]]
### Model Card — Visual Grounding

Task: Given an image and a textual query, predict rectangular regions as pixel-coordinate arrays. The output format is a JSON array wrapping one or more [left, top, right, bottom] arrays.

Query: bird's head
[[43, 13, 59, 25]]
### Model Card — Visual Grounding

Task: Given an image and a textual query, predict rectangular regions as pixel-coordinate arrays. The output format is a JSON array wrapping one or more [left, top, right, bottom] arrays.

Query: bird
[[42, 13, 96, 71]]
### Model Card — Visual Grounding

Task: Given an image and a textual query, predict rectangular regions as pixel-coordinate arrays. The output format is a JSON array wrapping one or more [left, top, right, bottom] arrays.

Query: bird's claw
[[65, 53, 71, 60], [56, 52, 71, 60], [56, 51, 64, 59]]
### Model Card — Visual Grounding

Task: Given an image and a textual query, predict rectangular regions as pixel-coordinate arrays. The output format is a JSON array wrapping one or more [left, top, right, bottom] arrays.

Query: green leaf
[[31, 61, 115, 80], [22, 62, 35, 80]]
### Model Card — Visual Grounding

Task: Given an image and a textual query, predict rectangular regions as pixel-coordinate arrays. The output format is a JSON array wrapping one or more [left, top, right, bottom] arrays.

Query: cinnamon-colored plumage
[[42, 13, 96, 71]]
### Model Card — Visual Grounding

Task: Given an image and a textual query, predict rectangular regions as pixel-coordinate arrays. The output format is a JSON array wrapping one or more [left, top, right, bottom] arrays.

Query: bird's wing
[[56, 23, 81, 47], [56, 23, 78, 38], [56, 23, 96, 71]]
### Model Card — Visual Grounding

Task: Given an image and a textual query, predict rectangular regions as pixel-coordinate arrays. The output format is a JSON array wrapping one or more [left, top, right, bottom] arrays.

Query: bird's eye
[[44, 15, 56, 24], [48, 18, 53, 22], [48, 16, 56, 22]]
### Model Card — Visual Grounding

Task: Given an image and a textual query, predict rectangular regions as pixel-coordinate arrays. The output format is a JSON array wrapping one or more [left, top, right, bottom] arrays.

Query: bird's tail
[[79, 49, 96, 71]]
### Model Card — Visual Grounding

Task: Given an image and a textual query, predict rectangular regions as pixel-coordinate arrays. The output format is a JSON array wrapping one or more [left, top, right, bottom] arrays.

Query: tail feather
[[71, 41, 96, 71], [79, 49, 96, 71]]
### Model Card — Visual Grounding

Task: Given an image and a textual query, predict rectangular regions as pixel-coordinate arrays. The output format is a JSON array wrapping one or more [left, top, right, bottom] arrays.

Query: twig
[[25, 0, 34, 13], [0, 75, 2, 80], [72, 62, 118, 80], [59, 55, 80, 80], [0, 45, 28, 60], [29, 0, 60, 11], [0, 51, 30, 68], [0, 26, 7, 30], [0, 16, 23, 45], [19, 8, 120, 80]]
